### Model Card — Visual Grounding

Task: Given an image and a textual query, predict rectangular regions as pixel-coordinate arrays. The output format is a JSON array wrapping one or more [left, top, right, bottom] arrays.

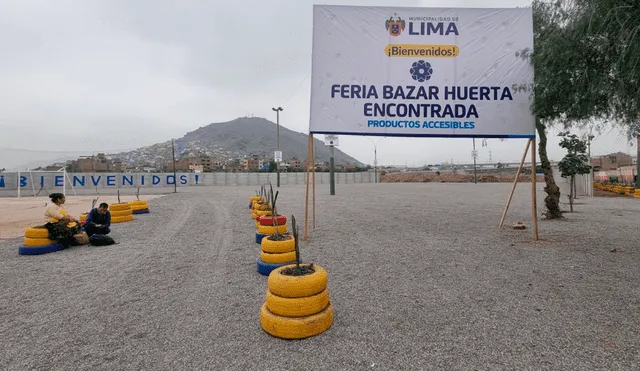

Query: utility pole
[[171, 139, 177, 193], [472, 138, 478, 184], [329, 144, 335, 195], [272, 107, 283, 187], [636, 133, 640, 188], [587, 134, 595, 195], [368, 137, 386, 183]]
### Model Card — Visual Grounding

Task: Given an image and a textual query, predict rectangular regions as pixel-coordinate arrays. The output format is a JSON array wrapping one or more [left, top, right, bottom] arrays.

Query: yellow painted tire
[[251, 213, 258, 220], [255, 220, 261, 229], [24, 227, 49, 239], [110, 203, 131, 212], [131, 205, 148, 211], [257, 225, 287, 235], [67, 222, 78, 228], [250, 196, 262, 201], [256, 210, 273, 217], [80, 213, 87, 221], [261, 236, 295, 253], [23, 237, 56, 247], [260, 251, 297, 264], [265, 289, 330, 318], [112, 214, 134, 223], [111, 209, 133, 217], [260, 303, 333, 340], [267, 264, 328, 298], [129, 200, 148, 206]]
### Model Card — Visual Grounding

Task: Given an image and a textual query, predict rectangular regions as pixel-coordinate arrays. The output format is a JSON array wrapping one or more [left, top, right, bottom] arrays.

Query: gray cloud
[[0, 0, 634, 170]]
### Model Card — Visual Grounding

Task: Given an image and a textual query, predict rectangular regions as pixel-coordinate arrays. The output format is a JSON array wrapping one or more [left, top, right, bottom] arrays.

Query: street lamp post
[[272, 107, 283, 187], [586, 134, 594, 196], [368, 137, 385, 183]]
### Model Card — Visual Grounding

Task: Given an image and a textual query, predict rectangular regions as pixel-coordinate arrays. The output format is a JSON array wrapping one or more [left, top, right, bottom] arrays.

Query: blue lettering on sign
[[91, 175, 101, 186], [194, 174, 199, 184], [179, 175, 188, 185], [141, 176, 145, 186], [20, 176, 27, 187], [152, 176, 161, 185], [73, 176, 85, 187], [167, 175, 175, 185], [122, 175, 134, 186], [55, 175, 64, 187], [106, 176, 116, 186], [40, 176, 45, 186], [0, 175, 5, 188]]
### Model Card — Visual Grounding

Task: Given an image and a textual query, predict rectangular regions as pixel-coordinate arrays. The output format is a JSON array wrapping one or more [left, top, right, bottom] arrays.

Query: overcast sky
[[0, 0, 635, 170]]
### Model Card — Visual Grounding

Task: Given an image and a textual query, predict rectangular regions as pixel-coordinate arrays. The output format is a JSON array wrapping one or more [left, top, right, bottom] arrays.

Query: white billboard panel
[[309, 5, 535, 138]]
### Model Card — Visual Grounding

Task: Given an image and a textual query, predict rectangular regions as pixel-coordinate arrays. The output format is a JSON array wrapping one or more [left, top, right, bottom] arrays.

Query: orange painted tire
[[260, 303, 334, 340], [265, 289, 330, 318], [24, 227, 49, 239], [267, 264, 328, 298], [257, 224, 287, 235], [109, 203, 131, 212], [260, 251, 297, 264], [261, 236, 295, 253]]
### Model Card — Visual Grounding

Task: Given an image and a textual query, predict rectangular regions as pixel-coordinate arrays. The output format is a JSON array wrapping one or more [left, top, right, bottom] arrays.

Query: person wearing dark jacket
[[83, 202, 111, 237]]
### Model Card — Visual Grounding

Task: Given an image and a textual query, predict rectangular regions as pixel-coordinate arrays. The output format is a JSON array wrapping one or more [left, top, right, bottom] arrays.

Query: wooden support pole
[[531, 137, 539, 241], [304, 134, 312, 241], [499, 138, 532, 228], [311, 136, 316, 230]]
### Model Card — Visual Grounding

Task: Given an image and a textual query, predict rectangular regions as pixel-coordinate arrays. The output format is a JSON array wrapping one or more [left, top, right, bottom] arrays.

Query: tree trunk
[[573, 177, 578, 199], [569, 175, 574, 212], [536, 119, 563, 218]]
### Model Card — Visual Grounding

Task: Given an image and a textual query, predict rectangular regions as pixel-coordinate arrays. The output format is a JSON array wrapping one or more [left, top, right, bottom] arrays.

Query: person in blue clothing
[[83, 202, 111, 237]]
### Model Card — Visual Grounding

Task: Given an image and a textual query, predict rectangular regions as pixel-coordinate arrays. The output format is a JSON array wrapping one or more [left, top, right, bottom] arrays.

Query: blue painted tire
[[18, 243, 65, 256], [257, 258, 300, 276], [133, 209, 150, 215], [256, 233, 268, 244]]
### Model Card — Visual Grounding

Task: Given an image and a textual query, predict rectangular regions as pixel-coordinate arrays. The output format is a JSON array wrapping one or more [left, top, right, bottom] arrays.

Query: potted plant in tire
[[260, 215, 334, 339], [259, 189, 295, 268]]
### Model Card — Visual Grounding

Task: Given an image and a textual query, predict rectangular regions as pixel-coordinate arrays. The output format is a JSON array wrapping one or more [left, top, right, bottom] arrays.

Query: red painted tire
[[259, 215, 287, 226]]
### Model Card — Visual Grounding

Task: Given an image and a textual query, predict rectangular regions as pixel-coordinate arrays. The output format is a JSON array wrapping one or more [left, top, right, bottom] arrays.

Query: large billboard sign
[[309, 5, 535, 138]]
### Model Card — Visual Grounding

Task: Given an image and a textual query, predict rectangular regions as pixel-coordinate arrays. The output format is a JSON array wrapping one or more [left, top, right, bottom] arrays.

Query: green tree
[[529, 0, 640, 218], [557, 132, 592, 212], [268, 160, 277, 173]]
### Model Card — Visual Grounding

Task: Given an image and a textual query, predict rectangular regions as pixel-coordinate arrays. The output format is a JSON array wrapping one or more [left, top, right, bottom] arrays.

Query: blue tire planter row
[[255, 233, 268, 244], [18, 243, 65, 256], [257, 258, 301, 276], [133, 209, 150, 215]]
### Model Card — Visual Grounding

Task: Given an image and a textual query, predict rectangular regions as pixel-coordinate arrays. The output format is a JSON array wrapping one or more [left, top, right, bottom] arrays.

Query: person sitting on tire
[[83, 202, 111, 237], [44, 193, 80, 247]]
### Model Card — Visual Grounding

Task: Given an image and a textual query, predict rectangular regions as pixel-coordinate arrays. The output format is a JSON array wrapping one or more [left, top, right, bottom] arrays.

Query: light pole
[[472, 138, 478, 184], [272, 107, 283, 187], [367, 137, 386, 183]]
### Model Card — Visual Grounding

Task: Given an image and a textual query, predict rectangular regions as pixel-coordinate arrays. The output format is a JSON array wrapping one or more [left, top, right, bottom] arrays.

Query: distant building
[[591, 152, 633, 171], [77, 153, 122, 172]]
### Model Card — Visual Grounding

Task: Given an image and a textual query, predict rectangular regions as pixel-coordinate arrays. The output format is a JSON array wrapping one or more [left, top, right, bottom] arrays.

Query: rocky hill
[[113, 117, 363, 167]]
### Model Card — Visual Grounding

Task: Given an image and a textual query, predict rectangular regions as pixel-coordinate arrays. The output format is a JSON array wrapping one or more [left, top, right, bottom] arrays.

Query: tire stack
[[18, 227, 64, 255], [260, 264, 334, 339], [256, 215, 298, 275], [129, 200, 150, 214], [250, 196, 266, 220], [109, 203, 134, 223], [79, 213, 87, 227]]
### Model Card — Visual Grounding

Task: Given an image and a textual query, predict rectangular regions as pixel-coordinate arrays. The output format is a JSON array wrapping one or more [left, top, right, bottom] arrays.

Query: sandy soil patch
[[0, 195, 165, 240]]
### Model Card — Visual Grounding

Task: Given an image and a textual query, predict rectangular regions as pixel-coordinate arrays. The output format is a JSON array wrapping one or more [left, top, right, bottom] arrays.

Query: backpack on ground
[[89, 234, 116, 246]]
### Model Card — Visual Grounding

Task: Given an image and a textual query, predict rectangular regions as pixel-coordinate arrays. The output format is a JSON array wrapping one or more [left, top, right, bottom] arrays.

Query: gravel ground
[[1, 183, 639, 370]]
